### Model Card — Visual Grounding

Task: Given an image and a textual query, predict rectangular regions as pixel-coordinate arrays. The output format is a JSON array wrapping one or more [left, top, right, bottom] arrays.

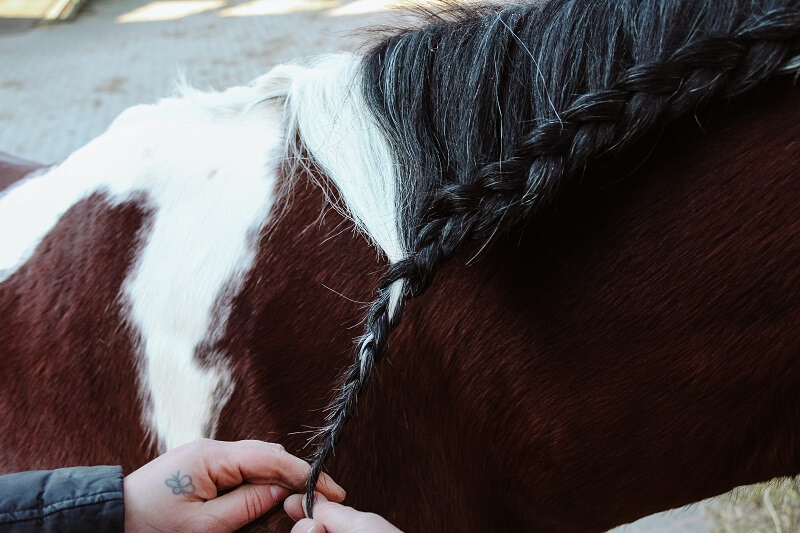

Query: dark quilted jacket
[[0, 466, 124, 532]]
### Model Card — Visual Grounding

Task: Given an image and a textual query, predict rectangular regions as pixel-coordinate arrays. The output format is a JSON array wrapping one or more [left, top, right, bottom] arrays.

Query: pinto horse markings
[[0, 84, 285, 455], [2, 0, 800, 531]]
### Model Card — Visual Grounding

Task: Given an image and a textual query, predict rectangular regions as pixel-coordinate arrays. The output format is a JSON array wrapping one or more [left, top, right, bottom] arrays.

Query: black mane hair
[[306, 0, 800, 511]]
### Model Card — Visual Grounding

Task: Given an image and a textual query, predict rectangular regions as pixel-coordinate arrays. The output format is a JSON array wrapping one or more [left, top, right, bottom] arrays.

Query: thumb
[[201, 483, 290, 530], [303, 493, 404, 533], [305, 493, 379, 532], [292, 518, 328, 533]]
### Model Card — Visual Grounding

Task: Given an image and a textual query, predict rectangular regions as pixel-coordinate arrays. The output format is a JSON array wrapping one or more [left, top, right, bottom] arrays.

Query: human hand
[[284, 492, 402, 533], [124, 438, 346, 532]]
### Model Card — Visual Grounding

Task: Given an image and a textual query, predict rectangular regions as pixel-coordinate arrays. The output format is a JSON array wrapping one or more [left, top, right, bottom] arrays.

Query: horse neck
[[217, 83, 800, 531], [1, 79, 797, 531]]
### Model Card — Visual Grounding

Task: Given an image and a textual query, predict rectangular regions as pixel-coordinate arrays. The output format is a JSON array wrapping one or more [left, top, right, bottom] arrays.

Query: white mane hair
[[262, 54, 405, 264]]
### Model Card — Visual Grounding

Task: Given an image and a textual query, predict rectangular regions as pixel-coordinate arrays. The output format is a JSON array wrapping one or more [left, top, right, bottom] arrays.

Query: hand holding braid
[[305, 4, 800, 515]]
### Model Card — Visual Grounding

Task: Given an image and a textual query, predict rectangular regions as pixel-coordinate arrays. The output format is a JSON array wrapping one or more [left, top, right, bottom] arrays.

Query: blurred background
[[0, 0, 415, 162], [0, 1, 796, 531]]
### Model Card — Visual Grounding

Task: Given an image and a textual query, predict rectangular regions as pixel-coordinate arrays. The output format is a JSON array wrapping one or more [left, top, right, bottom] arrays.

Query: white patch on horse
[[0, 82, 283, 452], [272, 54, 406, 264], [266, 55, 407, 320]]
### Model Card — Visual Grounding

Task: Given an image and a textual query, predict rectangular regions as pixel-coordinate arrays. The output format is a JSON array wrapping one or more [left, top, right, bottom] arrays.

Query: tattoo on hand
[[165, 470, 196, 496]]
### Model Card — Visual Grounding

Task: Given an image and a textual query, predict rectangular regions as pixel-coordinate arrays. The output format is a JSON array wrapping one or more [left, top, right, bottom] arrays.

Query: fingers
[[292, 518, 327, 533], [205, 440, 345, 502], [202, 483, 290, 531], [316, 473, 346, 503], [284, 493, 307, 522], [301, 494, 366, 532], [125, 439, 347, 533], [285, 493, 402, 533], [207, 440, 306, 490]]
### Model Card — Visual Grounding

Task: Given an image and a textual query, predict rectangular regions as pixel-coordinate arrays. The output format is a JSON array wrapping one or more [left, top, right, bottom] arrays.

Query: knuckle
[[240, 439, 284, 452], [242, 487, 270, 522]]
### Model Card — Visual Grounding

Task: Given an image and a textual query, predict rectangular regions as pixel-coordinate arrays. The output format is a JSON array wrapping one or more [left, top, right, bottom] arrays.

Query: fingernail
[[305, 524, 320, 533], [320, 475, 346, 499], [333, 484, 346, 499]]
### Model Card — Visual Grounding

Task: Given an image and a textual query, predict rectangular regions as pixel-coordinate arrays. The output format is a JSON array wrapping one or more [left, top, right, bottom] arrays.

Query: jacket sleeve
[[0, 466, 124, 532]]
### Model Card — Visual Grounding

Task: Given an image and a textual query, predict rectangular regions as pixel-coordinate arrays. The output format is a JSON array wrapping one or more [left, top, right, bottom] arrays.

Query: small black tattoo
[[165, 470, 196, 496]]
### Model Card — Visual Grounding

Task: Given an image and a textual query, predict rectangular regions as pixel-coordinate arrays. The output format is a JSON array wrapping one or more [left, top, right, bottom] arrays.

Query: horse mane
[[301, 0, 800, 511]]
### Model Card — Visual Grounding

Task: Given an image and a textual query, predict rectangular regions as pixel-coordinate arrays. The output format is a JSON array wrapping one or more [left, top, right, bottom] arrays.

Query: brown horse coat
[[0, 76, 798, 532]]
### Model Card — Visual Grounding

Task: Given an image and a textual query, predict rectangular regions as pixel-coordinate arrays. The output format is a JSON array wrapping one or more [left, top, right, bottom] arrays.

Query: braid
[[305, 3, 800, 515]]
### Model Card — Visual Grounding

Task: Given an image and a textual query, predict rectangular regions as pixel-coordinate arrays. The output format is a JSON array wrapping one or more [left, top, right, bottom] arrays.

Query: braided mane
[[304, 0, 800, 512]]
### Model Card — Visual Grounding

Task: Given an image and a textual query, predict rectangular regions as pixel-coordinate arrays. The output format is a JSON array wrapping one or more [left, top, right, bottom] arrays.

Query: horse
[[1, 0, 800, 530]]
